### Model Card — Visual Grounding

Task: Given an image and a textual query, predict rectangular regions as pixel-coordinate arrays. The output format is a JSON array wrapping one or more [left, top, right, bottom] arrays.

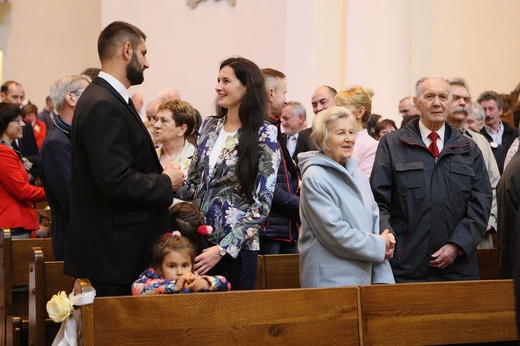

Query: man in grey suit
[[64, 21, 184, 296]]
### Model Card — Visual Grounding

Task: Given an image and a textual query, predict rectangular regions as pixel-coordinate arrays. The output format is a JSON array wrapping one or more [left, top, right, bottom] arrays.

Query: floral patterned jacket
[[176, 115, 280, 258], [131, 267, 231, 295]]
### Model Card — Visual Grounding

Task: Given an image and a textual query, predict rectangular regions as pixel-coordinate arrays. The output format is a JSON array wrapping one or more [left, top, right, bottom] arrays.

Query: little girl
[[132, 234, 231, 295]]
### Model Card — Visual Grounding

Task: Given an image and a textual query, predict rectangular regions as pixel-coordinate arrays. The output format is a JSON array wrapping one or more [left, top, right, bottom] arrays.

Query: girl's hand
[[174, 275, 187, 292], [194, 246, 223, 275], [174, 272, 197, 292], [187, 277, 211, 292]]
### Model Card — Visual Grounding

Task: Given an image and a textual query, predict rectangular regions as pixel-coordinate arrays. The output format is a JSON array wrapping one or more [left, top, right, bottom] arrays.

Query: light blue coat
[[298, 151, 394, 287]]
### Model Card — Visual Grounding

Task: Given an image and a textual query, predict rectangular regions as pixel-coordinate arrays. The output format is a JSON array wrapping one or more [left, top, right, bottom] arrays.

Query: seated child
[[132, 234, 231, 295]]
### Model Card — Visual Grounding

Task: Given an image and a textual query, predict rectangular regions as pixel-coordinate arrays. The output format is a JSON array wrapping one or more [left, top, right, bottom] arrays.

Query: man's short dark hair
[[80, 67, 101, 80], [97, 21, 146, 62], [1, 81, 19, 95]]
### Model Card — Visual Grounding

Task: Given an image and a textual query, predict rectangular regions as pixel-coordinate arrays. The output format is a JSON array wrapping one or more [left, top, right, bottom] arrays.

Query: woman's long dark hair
[[216, 57, 268, 198]]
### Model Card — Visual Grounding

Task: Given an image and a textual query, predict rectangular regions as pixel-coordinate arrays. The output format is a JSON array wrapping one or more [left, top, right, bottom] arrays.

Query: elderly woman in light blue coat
[[297, 106, 395, 287]]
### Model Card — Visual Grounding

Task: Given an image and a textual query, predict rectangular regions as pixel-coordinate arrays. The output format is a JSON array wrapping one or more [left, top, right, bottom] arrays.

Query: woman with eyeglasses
[[0, 102, 46, 238]]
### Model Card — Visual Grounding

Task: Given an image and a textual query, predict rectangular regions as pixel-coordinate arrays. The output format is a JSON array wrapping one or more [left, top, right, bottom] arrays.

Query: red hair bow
[[197, 225, 213, 236]]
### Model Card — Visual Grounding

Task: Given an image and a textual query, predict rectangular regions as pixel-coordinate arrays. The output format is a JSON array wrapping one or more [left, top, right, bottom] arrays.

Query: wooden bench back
[[73, 278, 518, 345], [263, 253, 300, 289], [75, 279, 360, 346], [477, 248, 499, 280], [28, 247, 75, 346], [359, 279, 517, 345], [0, 229, 53, 345], [257, 250, 498, 289], [255, 254, 265, 289]]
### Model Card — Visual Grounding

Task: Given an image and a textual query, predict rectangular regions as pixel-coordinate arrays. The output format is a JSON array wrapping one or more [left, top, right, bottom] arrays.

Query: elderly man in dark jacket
[[370, 75, 492, 282]]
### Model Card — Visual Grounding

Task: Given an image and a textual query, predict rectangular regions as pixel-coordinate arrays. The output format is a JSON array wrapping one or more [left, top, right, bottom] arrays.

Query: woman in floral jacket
[[177, 57, 280, 290]]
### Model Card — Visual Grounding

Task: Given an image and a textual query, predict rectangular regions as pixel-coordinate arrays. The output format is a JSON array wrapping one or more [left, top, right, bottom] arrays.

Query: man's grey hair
[[415, 75, 452, 100], [285, 101, 307, 121], [50, 75, 91, 113], [399, 96, 414, 104], [470, 102, 485, 123], [449, 77, 470, 94]]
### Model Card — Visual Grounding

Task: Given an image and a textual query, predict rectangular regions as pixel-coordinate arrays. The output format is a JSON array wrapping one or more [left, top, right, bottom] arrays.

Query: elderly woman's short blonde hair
[[310, 106, 357, 151]]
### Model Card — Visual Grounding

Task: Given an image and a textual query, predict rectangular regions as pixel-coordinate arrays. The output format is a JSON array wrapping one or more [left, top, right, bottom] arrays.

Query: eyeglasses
[[11, 116, 23, 124], [70, 90, 84, 97]]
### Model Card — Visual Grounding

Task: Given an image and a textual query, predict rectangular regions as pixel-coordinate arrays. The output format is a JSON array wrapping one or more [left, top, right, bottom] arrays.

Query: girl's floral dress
[[131, 267, 231, 295]]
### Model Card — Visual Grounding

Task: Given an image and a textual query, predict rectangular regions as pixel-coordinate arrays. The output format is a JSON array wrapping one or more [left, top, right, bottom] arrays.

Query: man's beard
[[126, 53, 144, 86]]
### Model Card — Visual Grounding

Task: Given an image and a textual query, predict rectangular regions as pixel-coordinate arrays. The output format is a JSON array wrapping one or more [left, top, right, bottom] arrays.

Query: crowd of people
[[1, 21, 520, 315]]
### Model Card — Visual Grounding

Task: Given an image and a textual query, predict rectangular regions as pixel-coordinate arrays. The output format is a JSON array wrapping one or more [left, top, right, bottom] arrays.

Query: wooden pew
[[359, 279, 518, 345], [259, 250, 499, 288], [73, 278, 517, 345], [0, 229, 53, 345], [263, 253, 300, 289], [255, 254, 266, 289], [28, 247, 75, 346], [74, 278, 360, 346], [477, 248, 499, 280]]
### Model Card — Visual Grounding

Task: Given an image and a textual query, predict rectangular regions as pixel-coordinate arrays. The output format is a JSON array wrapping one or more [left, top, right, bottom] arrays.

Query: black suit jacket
[[12, 122, 39, 178], [293, 128, 316, 163], [64, 77, 173, 286], [37, 109, 55, 134]]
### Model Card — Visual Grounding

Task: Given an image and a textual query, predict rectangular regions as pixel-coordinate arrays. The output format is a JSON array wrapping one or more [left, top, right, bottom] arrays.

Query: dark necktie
[[128, 97, 135, 110], [428, 132, 440, 158]]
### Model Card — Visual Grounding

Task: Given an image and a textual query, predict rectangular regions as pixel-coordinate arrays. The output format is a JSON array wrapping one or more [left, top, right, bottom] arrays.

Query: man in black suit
[[293, 85, 336, 163], [64, 21, 184, 296]]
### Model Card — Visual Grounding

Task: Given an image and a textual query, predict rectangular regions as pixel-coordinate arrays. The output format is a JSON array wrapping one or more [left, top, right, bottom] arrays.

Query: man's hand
[[429, 243, 461, 269], [162, 162, 184, 191]]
